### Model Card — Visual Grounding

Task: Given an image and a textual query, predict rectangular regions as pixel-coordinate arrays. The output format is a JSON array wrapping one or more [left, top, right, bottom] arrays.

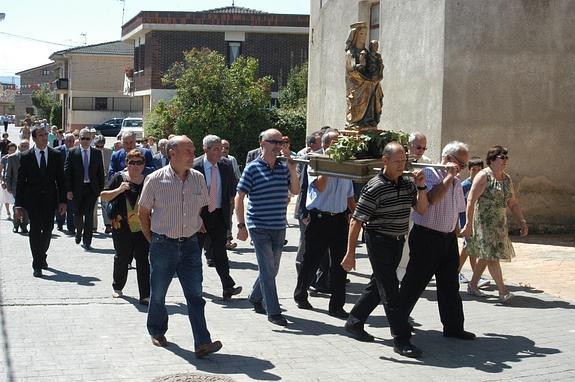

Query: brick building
[[120, 6, 309, 117], [15, 62, 61, 124], [49, 41, 141, 131]]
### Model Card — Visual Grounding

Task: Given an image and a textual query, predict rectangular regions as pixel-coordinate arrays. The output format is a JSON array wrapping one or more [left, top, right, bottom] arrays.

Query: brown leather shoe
[[151, 335, 167, 347], [195, 340, 222, 358]]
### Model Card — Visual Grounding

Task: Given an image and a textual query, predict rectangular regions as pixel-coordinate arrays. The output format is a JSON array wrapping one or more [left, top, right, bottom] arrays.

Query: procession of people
[[2, 119, 529, 360]]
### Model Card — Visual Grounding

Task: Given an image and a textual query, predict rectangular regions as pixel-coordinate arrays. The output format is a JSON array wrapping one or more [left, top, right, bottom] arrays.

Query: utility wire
[[0, 31, 75, 47]]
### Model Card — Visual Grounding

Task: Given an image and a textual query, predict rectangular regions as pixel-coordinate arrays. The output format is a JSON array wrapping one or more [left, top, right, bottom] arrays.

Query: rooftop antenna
[[80, 32, 87, 45], [119, 0, 126, 25], [232, 1, 235, 6]]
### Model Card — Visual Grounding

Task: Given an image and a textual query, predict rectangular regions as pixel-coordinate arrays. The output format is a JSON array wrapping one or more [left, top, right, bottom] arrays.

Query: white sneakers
[[499, 292, 515, 303], [467, 285, 486, 297], [112, 290, 123, 298]]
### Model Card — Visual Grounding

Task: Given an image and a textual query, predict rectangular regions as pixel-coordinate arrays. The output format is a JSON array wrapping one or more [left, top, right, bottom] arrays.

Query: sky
[[0, 0, 310, 78]]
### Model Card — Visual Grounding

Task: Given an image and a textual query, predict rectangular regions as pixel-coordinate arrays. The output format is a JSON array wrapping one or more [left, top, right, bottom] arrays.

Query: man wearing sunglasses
[[394, 141, 475, 357], [235, 128, 300, 326], [64, 128, 105, 250]]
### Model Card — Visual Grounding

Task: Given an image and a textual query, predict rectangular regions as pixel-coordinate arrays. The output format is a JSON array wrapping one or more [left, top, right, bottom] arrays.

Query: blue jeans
[[248, 228, 286, 316], [147, 232, 211, 349]]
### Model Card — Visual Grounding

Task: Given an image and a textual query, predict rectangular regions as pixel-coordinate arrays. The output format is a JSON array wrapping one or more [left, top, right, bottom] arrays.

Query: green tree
[[145, 48, 274, 164], [31, 89, 59, 119], [278, 63, 308, 109], [49, 104, 62, 128]]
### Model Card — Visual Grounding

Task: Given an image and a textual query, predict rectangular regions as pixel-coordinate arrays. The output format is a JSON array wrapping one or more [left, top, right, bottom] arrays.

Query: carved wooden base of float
[[307, 154, 383, 183]]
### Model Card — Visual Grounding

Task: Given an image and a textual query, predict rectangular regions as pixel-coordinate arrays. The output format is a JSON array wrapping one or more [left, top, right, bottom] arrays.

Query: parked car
[[117, 117, 144, 141], [93, 118, 124, 137]]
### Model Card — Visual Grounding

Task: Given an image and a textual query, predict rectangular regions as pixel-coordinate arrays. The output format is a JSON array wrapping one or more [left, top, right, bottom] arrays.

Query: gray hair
[[260, 129, 282, 141], [321, 130, 339, 146], [158, 138, 168, 151], [94, 134, 106, 146], [382, 142, 405, 158], [441, 141, 469, 158], [409, 132, 426, 145], [64, 133, 75, 141], [79, 127, 92, 138], [121, 130, 136, 141], [202, 134, 221, 149]]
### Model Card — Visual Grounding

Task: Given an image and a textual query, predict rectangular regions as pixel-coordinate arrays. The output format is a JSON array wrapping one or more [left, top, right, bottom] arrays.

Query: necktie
[[208, 165, 218, 212], [83, 149, 90, 182], [40, 150, 46, 170]]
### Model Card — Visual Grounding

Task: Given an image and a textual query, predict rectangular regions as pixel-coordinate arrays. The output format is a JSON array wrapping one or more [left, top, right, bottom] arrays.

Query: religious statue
[[345, 22, 384, 130]]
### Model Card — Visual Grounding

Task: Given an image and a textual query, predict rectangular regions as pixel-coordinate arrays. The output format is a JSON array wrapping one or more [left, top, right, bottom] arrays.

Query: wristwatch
[[237, 222, 246, 229], [417, 185, 427, 190]]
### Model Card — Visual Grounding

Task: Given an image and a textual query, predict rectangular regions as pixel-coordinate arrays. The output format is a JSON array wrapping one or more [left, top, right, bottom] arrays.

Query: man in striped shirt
[[235, 128, 300, 327], [341, 142, 428, 357], [138, 135, 222, 358]]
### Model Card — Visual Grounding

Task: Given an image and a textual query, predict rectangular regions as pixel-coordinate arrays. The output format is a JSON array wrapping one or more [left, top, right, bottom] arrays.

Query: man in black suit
[[152, 138, 169, 171], [64, 128, 105, 250], [15, 126, 67, 277], [193, 134, 242, 300]]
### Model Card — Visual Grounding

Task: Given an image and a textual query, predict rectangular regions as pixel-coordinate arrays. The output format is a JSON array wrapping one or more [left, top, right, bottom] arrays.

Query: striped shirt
[[412, 167, 466, 233], [237, 157, 290, 230], [139, 165, 209, 238], [353, 172, 417, 235]]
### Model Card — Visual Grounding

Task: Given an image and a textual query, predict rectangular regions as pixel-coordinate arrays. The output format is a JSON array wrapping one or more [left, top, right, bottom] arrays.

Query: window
[[42, 69, 51, 76], [94, 98, 108, 111], [227, 42, 242, 65], [370, 2, 380, 42], [72, 97, 93, 110]]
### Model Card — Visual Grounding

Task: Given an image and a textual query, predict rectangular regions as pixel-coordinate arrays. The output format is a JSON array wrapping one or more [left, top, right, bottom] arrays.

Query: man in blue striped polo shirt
[[341, 142, 428, 358], [235, 128, 300, 327]]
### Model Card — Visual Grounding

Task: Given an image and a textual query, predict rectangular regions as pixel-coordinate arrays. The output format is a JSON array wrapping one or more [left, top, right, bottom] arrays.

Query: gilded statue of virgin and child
[[345, 22, 384, 130]]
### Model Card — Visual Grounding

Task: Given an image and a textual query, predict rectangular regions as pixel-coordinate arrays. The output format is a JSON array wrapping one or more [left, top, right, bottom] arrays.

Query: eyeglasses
[[95, 145, 104, 149], [450, 155, 467, 168], [496, 154, 509, 160], [415, 145, 427, 151], [265, 139, 286, 145], [127, 160, 144, 165], [80, 137, 91, 141]]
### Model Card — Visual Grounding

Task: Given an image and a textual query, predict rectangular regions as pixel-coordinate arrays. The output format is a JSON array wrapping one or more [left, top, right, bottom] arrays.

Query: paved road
[[1, 123, 574, 381]]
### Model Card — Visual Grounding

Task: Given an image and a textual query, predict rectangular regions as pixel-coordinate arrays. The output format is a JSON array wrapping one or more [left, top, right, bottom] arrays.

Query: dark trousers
[[395, 224, 464, 343], [28, 206, 55, 270], [348, 231, 405, 338], [198, 209, 235, 290], [112, 230, 150, 299], [295, 216, 330, 290], [3, 121, 8, 133], [73, 184, 98, 245], [294, 211, 348, 311]]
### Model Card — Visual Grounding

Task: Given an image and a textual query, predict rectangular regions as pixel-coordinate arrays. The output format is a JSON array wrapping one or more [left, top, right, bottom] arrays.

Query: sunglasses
[[265, 139, 285, 145], [496, 155, 509, 160], [95, 145, 104, 149], [127, 160, 144, 165], [80, 137, 91, 141]]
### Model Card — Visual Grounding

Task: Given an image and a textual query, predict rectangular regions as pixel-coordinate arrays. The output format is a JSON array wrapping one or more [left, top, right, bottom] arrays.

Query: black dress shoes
[[394, 343, 422, 358], [206, 258, 215, 267], [33, 269, 42, 278], [296, 300, 314, 310], [268, 314, 288, 326], [252, 301, 266, 315], [151, 335, 167, 347], [20, 225, 28, 233], [344, 323, 374, 342], [443, 330, 476, 340], [222, 286, 242, 300], [328, 308, 349, 319], [81, 243, 92, 251], [75, 235, 81, 244]]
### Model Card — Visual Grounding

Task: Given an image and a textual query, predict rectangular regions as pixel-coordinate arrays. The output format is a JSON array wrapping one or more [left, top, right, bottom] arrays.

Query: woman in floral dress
[[461, 146, 528, 302]]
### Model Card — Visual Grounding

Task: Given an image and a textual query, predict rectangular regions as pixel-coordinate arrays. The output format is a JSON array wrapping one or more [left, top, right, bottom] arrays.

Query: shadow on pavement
[[379, 331, 561, 373], [278, 314, 348, 337], [228, 260, 258, 271], [121, 295, 149, 313], [42, 267, 100, 286], [165, 342, 280, 381]]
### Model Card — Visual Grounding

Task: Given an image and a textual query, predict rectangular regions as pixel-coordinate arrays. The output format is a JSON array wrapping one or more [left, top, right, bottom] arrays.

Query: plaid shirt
[[412, 167, 465, 233]]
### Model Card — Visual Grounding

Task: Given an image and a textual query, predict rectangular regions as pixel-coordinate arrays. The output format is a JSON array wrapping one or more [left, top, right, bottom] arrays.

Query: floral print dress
[[467, 167, 516, 262]]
